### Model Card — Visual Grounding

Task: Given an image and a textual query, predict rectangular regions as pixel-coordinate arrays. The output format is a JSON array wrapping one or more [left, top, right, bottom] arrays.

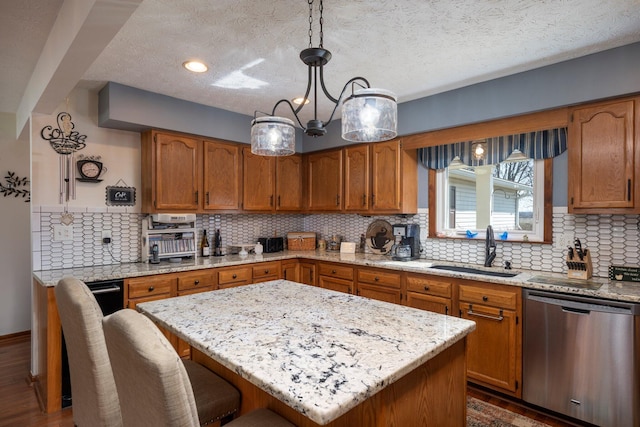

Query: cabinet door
[[371, 140, 402, 211], [461, 302, 519, 395], [569, 98, 638, 212], [153, 133, 200, 211], [306, 149, 343, 211], [357, 283, 402, 304], [242, 147, 275, 211], [344, 145, 370, 212], [319, 276, 353, 294], [203, 140, 242, 210], [282, 260, 299, 282], [300, 262, 316, 286], [406, 292, 450, 315], [276, 155, 303, 211]]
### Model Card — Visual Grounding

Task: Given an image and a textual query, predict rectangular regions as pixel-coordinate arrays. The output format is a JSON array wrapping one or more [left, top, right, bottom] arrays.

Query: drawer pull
[[264, 270, 270, 274], [331, 269, 337, 274], [482, 296, 488, 302], [148, 286, 154, 292], [423, 285, 430, 291], [194, 280, 200, 285], [467, 305, 504, 321], [374, 277, 379, 282], [232, 274, 237, 279]]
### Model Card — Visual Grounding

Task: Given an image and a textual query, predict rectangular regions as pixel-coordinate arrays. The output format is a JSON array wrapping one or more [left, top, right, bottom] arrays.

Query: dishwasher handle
[[525, 290, 639, 315]]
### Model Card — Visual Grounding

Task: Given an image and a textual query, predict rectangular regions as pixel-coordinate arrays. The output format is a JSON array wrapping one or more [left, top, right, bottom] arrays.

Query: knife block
[[566, 250, 593, 280]]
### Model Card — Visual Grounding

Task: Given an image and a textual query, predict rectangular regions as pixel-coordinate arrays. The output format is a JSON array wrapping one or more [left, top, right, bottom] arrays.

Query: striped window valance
[[418, 127, 567, 170]]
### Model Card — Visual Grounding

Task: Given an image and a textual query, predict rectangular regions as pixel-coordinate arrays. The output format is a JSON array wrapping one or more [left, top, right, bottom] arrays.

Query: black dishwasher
[[61, 279, 124, 408]]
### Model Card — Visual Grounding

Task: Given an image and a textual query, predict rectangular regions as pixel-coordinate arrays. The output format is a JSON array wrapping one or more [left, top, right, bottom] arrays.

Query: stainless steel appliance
[[61, 279, 124, 407], [391, 224, 420, 260], [523, 289, 640, 427], [258, 237, 284, 253]]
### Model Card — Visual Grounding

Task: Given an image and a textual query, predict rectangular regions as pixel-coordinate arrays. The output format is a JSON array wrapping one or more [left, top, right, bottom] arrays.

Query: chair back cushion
[[54, 277, 122, 427], [103, 309, 200, 427]]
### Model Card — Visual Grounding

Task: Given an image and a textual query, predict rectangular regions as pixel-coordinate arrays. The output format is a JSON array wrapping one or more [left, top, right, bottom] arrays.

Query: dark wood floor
[[1, 333, 584, 427]]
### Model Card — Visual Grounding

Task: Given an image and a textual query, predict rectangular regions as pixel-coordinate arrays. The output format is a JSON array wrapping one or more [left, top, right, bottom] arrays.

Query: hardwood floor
[[0, 332, 586, 427], [0, 334, 73, 427]]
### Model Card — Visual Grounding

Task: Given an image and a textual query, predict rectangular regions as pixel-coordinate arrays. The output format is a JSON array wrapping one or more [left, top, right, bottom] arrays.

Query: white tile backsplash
[[32, 206, 640, 276]]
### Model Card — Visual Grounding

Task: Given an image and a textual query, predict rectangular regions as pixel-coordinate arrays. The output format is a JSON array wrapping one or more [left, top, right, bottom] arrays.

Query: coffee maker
[[391, 224, 420, 261]]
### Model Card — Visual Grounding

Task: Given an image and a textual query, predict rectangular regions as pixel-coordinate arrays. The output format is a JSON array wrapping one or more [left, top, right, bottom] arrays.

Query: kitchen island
[[137, 280, 476, 426]]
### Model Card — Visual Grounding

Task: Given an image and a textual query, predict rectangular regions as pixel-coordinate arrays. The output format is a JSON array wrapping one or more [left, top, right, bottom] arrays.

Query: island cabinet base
[[192, 338, 467, 427]]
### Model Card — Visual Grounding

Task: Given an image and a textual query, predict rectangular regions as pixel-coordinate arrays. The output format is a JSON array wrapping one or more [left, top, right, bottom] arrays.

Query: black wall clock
[[76, 158, 104, 182]]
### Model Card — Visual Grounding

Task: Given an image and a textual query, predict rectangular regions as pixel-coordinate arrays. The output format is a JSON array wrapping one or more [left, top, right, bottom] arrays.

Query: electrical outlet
[[554, 232, 573, 250], [102, 230, 112, 244], [53, 224, 73, 242]]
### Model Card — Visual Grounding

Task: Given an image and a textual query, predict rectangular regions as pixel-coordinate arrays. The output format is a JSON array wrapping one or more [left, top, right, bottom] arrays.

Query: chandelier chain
[[307, 0, 324, 49], [308, 0, 313, 48]]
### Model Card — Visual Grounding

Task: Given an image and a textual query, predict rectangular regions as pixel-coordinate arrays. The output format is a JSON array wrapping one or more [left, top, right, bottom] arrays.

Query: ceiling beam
[[15, 0, 142, 137]]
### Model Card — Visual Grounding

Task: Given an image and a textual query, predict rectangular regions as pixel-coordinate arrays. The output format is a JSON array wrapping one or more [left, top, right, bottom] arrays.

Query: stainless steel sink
[[429, 265, 519, 278]]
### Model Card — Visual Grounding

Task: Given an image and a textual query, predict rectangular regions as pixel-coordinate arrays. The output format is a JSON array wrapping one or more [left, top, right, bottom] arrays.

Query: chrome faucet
[[484, 225, 497, 267]]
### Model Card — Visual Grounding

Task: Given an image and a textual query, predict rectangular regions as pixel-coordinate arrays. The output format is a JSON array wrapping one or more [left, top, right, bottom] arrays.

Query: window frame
[[428, 158, 553, 243]]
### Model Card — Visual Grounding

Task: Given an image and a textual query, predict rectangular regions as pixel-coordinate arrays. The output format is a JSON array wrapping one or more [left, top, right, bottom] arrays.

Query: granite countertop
[[137, 280, 476, 425], [33, 250, 640, 303]]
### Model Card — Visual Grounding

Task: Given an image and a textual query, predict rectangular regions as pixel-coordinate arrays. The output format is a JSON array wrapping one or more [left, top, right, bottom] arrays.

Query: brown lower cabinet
[[356, 268, 402, 304], [318, 262, 354, 294], [405, 274, 454, 316]]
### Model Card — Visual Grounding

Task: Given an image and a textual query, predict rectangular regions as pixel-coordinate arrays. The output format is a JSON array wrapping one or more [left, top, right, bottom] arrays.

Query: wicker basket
[[287, 232, 316, 251]]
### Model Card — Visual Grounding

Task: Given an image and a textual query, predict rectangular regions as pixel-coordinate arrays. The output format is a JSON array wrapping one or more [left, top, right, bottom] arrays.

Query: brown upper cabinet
[[142, 131, 200, 212], [203, 139, 242, 210], [242, 147, 302, 212], [305, 148, 344, 211], [142, 130, 242, 213], [568, 96, 640, 213], [344, 139, 418, 214]]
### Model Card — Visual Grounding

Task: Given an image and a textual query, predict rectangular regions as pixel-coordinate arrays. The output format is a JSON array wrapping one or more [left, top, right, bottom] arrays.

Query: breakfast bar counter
[[137, 280, 476, 426]]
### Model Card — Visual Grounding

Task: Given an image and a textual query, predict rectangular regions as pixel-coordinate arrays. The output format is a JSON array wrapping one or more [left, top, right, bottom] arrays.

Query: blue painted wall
[[99, 42, 640, 208]]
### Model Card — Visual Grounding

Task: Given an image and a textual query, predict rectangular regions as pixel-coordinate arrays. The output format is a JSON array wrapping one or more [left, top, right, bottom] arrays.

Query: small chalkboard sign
[[609, 265, 640, 282], [106, 185, 136, 206]]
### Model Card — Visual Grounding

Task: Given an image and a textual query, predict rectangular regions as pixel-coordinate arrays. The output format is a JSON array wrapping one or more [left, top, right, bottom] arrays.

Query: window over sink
[[435, 158, 546, 242]]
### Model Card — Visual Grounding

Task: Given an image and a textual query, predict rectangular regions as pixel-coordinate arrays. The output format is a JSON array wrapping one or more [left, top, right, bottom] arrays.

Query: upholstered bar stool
[[55, 278, 240, 427], [103, 309, 296, 427]]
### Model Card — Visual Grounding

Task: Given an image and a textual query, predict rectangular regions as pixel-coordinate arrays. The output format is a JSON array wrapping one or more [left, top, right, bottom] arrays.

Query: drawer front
[[318, 263, 354, 280], [218, 267, 252, 285], [177, 271, 215, 291], [357, 269, 401, 288], [459, 284, 516, 310], [252, 262, 281, 280], [406, 275, 451, 298], [127, 277, 173, 299]]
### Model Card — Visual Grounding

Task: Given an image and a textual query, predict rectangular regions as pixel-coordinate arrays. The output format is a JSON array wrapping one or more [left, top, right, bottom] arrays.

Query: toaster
[[258, 237, 284, 253]]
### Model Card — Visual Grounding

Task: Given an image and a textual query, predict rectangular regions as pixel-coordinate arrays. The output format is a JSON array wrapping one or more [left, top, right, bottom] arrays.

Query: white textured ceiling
[[3, 0, 640, 123]]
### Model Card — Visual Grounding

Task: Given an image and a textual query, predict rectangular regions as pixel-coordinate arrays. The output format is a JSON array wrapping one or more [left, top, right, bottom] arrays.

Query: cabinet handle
[[372, 194, 376, 206], [331, 269, 337, 274], [264, 270, 270, 274], [194, 280, 199, 285], [467, 305, 504, 321], [482, 296, 488, 302], [270, 195, 274, 207], [148, 286, 154, 292], [206, 192, 210, 205], [284, 270, 287, 280], [336, 195, 340, 206], [232, 274, 237, 279], [278, 195, 281, 207], [362, 194, 367, 206], [445, 306, 449, 316], [628, 179, 632, 201], [423, 285, 430, 291], [195, 191, 198, 204], [310, 271, 314, 282], [374, 277, 379, 282]]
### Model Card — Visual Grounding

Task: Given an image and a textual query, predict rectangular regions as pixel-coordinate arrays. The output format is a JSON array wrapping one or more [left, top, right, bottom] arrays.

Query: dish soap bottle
[[254, 241, 263, 255]]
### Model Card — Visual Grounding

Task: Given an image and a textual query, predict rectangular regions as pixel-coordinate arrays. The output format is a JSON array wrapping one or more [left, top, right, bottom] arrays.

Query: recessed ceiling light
[[292, 97, 310, 105], [183, 61, 208, 73]]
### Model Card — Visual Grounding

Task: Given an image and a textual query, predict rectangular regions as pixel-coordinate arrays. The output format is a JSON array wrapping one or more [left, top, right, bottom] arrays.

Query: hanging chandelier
[[250, 0, 398, 156]]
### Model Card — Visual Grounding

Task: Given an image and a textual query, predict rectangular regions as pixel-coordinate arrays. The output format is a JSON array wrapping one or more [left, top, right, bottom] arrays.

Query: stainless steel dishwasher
[[523, 289, 640, 427]]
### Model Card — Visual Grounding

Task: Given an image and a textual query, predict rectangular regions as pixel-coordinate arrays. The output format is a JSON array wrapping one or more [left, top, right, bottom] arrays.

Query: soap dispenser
[[254, 241, 263, 255]]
